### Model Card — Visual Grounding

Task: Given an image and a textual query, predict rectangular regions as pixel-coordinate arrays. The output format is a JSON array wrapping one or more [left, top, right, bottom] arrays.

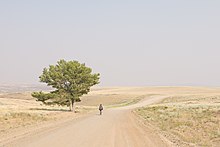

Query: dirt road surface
[[8, 96, 170, 147]]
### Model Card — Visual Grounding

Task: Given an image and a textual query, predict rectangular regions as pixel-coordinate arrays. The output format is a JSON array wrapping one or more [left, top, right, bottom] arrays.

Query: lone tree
[[32, 59, 100, 112]]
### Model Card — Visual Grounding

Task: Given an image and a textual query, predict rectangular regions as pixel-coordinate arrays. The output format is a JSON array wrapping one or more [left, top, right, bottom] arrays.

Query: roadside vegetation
[[135, 95, 220, 146], [0, 112, 49, 132]]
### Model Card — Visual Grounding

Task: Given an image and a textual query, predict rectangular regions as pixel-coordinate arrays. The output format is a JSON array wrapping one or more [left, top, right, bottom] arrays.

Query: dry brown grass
[[135, 95, 220, 147], [0, 92, 89, 138]]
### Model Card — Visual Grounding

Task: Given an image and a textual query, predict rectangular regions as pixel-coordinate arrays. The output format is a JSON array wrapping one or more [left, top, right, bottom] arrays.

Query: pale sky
[[0, 0, 220, 86]]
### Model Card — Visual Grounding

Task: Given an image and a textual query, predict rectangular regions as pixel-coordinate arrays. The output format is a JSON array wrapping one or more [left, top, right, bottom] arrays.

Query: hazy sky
[[1, 0, 220, 86]]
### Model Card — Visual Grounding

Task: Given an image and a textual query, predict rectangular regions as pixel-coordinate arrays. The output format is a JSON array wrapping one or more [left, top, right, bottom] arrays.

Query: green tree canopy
[[32, 59, 100, 112]]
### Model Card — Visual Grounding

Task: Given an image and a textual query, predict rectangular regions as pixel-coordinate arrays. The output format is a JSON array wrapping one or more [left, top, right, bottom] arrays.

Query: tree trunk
[[69, 99, 75, 112], [72, 99, 75, 113], [69, 99, 73, 112]]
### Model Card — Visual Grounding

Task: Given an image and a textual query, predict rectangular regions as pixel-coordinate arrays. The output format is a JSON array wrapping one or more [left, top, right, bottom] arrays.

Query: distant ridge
[[0, 84, 52, 93]]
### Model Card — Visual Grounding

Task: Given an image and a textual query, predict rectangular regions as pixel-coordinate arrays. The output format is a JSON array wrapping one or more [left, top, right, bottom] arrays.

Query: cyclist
[[99, 104, 103, 115]]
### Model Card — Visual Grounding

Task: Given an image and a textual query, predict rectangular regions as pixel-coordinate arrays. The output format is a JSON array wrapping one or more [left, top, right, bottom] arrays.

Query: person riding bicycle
[[99, 104, 103, 115]]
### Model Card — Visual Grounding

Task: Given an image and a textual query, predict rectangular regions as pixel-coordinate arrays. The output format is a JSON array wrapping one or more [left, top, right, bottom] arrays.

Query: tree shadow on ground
[[29, 108, 70, 112]]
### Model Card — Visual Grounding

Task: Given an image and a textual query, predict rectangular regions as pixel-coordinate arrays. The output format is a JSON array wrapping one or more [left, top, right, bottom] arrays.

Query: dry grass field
[[135, 93, 220, 146], [0, 92, 72, 139]]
